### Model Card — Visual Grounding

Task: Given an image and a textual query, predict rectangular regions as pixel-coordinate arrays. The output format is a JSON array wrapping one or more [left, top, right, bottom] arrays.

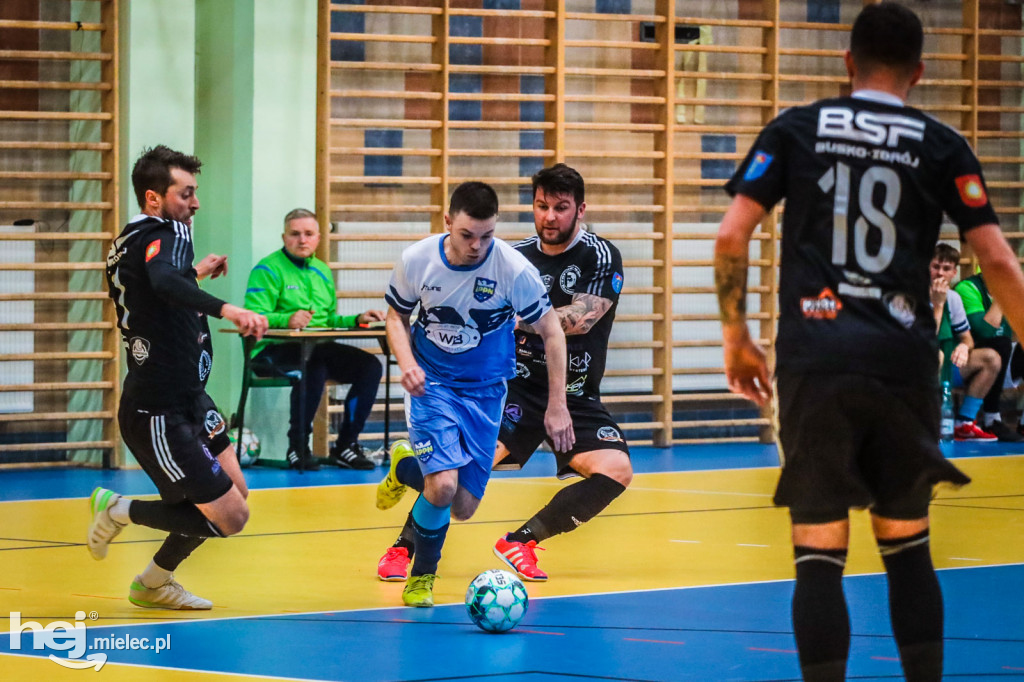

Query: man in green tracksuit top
[[954, 271, 1017, 437], [245, 208, 385, 470]]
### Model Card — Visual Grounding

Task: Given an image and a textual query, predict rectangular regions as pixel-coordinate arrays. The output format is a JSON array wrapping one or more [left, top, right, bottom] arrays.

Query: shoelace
[[517, 542, 544, 565], [382, 547, 408, 562]]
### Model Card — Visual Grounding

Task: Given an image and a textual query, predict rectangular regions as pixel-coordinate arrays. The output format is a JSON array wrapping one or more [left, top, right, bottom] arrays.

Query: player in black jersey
[[715, 4, 1024, 680], [376, 164, 630, 583], [89, 145, 267, 610]]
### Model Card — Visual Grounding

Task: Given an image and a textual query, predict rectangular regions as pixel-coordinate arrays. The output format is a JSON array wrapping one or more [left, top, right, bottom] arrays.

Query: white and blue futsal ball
[[227, 427, 261, 467], [465, 569, 529, 633]]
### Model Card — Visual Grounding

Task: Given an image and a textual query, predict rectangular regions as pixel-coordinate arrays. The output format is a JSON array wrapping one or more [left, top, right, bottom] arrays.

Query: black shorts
[[774, 372, 970, 524], [497, 380, 629, 479], [118, 392, 234, 505]]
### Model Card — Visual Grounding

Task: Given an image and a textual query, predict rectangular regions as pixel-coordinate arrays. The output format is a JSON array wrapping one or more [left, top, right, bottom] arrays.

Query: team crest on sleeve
[[198, 350, 212, 380], [611, 272, 623, 294], [743, 151, 773, 181], [474, 277, 497, 302], [955, 174, 988, 208], [145, 240, 161, 262], [540, 274, 554, 291]]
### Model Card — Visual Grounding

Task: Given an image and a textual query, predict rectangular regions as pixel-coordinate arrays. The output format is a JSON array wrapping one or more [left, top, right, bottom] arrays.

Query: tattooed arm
[[518, 292, 613, 336], [715, 194, 772, 406]]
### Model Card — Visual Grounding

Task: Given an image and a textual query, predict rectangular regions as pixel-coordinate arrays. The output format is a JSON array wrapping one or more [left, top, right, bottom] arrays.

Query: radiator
[[0, 224, 34, 413]]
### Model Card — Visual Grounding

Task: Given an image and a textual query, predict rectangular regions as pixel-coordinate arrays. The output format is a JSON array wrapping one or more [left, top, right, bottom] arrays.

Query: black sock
[[878, 529, 943, 682], [153, 534, 206, 572], [394, 514, 415, 554], [792, 545, 850, 681], [129, 500, 225, 538], [508, 473, 625, 544], [396, 457, 424, 492]]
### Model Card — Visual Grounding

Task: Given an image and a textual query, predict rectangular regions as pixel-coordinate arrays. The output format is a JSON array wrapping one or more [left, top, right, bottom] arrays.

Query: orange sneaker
[[377, 546, 411, 582], [953, 421, 997, 442], [493, 534, 548, 582]]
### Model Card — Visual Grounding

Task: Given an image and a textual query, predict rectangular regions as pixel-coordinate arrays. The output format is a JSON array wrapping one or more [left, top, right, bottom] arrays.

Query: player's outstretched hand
[[544, 403, 575, 454], [196, 254, 228, 280], [222, 304, 268, 340], [400, 364, 426, 397], [723, 336, 772, 406]]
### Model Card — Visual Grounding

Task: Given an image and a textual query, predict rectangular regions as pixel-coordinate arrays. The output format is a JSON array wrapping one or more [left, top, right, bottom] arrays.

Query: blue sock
[[396, 457, 424, 492], [409, 495, 450, 576], [957, 396, 983, 423]]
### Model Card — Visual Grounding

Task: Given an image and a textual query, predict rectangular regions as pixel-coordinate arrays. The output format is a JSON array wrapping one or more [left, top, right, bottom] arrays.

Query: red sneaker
[[493, 534, 548, 582], [953, 421, 997, 442], [377, 546, 411, 582]]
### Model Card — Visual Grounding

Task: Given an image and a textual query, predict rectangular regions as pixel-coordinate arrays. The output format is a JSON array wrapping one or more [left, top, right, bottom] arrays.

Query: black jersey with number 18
[[726, 93, 998, 385], [105, 215, 225, 409]]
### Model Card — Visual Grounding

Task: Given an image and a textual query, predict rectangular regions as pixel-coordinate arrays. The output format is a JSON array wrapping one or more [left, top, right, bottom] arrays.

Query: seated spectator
[[953, 259, 1023, 441], [245, 208, 385, 469], [930, 244, 1005, 441]]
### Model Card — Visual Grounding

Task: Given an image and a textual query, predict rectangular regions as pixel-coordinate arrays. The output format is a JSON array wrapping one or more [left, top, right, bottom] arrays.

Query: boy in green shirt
[[245, 208, 385, 469]]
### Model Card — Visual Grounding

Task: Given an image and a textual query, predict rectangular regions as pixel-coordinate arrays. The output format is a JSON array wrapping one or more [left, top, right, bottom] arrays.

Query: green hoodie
[[244, 248, 358, 356]]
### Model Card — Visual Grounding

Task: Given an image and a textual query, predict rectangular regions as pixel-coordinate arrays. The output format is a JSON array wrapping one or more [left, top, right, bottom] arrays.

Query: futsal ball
[[227, 427, 261, 467], [465, 569, 529, 633]]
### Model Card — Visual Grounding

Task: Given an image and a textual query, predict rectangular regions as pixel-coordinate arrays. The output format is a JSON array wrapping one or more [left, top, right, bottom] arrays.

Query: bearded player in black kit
[[376, 164, 631, 583], [90, 145, 267, 609], [715, 4, 1024, 680]]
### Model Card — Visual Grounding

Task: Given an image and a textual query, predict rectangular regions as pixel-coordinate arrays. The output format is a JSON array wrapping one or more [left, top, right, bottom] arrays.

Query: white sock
[[139, 561, 172, 589], [982, 412, 1001, 427], [108, 497, 132, 525]]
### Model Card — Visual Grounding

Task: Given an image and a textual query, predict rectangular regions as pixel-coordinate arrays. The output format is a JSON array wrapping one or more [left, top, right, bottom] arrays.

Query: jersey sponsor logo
[[422, 308, 482, 353], [145, 240, 160, 262], [818, 107, 925, 148], [201, 443, 222, 474], [596, 426, 622, 442], [473, 277, 497, 302], [611, 272, 623, 294], [955, 174, 988, 208], [743, 151, 773, 181], [540, 274, 554, 291], [569, 352, 591, 372], [504, 404, 522, 423], [129, 337, 150, 365], [413, 438, 434, 462], [204, 409, 226, 437], [800, 287, 843, 320], [286, 285, 299, 290], [198, 350, 212, 381], [515, 361, 531, 378], [197, 332, 209, 344], [566, 374, 586, 395], [560, 265, 581, 295], [884, 292, 917, 329]]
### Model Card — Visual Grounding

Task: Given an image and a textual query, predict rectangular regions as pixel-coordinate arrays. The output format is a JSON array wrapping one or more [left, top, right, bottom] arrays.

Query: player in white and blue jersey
[[377, 181, 574, 607]]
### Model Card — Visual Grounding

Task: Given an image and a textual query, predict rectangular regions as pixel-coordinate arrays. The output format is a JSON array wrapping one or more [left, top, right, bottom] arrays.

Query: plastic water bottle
[[940, 381, 955, 443]]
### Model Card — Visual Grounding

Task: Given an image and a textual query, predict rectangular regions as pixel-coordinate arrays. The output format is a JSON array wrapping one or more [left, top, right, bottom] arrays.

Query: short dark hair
[[850, 2, 923, 79], [448, 181, 499, 220], [934, 242, 960, 265], [283, 208, 316, 229], [131, 145, 202, 208], [532, 163, 585, 206]]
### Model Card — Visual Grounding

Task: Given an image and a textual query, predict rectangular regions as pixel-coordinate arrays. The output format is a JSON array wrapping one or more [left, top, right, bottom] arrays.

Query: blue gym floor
[[1, 441, 1023, 681]]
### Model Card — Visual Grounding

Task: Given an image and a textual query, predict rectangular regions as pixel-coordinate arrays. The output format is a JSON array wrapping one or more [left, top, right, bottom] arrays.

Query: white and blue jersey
[[386, 234, 551, 387]]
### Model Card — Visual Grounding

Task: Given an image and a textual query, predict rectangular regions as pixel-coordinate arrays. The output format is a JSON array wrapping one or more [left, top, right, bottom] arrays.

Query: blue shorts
[[405, 380, 508, 500]]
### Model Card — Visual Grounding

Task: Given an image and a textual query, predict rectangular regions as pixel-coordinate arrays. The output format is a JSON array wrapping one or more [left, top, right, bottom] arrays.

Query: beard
[[538, 214, 577, 246]]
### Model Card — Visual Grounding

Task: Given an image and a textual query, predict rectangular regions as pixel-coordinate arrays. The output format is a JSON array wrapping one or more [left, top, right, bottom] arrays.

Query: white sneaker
[[87, 487, 125, 560], [129, 575, 212, 610]]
